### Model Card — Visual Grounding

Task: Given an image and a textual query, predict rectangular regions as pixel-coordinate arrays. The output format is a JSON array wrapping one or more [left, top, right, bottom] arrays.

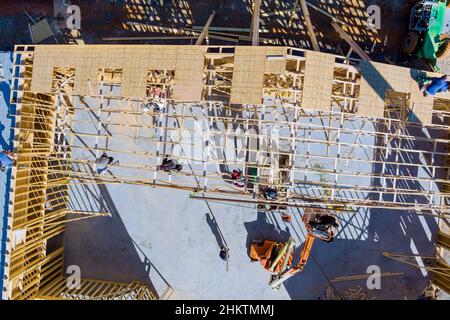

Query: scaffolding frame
[[22, 94, 447, 214], [4, 44, 450, 299], [3, 47, 157, 300]]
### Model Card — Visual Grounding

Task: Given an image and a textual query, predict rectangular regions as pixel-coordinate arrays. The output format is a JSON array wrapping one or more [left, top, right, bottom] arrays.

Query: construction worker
[[95, 152, 114, 174], [231, 169, 241, 180], [0, 150, 15, 172], [310, 215, 339, 243], [219, 246, 229, 261], [158, 156, 182, 172], [420, 75, 449, 97], [281, 212, 292, 222], [142, 102, 160, 113], [262, 186, 278, 200], [230, 169, 245, 188], [418, 282, 440, 300]]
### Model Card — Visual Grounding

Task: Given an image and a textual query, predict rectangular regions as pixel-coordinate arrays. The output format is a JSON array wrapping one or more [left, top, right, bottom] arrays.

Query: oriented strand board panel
[[27, 45, 447, 124], [173, 46, 205, 101], [30, 45, 203, 98], [358, 61, 389, 117], [230, 46, 267, 104], [359, 62, 435, 124], [30, 47, 54, 93], [121, 67, 147, 98], [265, 47, 287, 74], [301, 51, 335, 111], [121, 45, 178, 97], [30, 19, 54, 44], [358, 62, 411, 118], [408, 69, 435, 125]]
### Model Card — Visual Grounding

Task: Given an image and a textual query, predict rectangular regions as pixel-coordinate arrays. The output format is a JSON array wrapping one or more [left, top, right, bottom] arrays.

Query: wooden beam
[[330, 272, 404, 282], [102, 36, 198, 41], [289, 1, 319, 51], [331, 21, 371, 61], [193, 26, 251, 32], [251, 0, 261, 46], [195, 11, 216, 45], [207, 34, 239, 43], [306, 2, 350, 27], [437, 231, 450, 251], [125, 21, 199, 36], [299, 0, 319, 51], [263, 2, 349, 27], [203, 30, 275, 43]]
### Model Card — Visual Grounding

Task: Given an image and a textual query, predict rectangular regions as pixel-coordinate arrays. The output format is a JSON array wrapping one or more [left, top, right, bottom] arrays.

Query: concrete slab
[[63, 181, 438, 299]]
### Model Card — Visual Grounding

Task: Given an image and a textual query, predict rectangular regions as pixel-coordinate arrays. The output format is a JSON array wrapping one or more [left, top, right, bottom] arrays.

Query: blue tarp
[[0, 52, 14, 299]]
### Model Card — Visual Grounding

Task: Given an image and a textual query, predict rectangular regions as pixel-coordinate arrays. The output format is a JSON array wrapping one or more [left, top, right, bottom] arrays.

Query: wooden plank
[[330, 272, 404, 282], [251, 0, 261, 46], [300, 0, 319, 51], [437, 230, 450, 251], [263, 2, 349, 27], [301, 51, 334, 111], [204, 30, 278, 44], [331, 21, 371, 61], [193, 26, 252, 32], [30, 19, 54, 44], [288, 0, 299, 26], [289, 0, 319, 51], [195, 11, 216, 45], [306, 2, 350, 27], [102, 36, 198, 41], [207, 34, 239, 43], [126, 21, 199, 35]]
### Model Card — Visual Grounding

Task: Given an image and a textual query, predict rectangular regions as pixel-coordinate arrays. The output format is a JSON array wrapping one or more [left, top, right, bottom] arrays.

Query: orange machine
[[249, 208, 339, 289]]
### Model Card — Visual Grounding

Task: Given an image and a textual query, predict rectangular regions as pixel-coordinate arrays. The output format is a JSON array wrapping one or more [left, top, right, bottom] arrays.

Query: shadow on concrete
[[282, 208, 436, 300], [206, 212, 226, 249], [277, 98, 441, 299], [243, 211, 291, 257], [64, 167, 171, 299], [241, 200, 438, 300]]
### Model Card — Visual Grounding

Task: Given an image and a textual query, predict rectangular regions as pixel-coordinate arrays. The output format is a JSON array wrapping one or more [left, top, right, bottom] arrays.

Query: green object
[[247, 167, 258, 183], [408, 0, 450, 70]]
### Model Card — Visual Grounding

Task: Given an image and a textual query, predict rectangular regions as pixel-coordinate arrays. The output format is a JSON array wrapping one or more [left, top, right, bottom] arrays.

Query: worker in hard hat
[[158, 156, 182, 172], [219, 246, 229, 261], [420, 75, 449, 97], [262, 186, 278, 200], [0, 150, 15, 172], [230, 169, 245, 188], [142, 102, 160, 113], [95, 152, 114, 174]]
